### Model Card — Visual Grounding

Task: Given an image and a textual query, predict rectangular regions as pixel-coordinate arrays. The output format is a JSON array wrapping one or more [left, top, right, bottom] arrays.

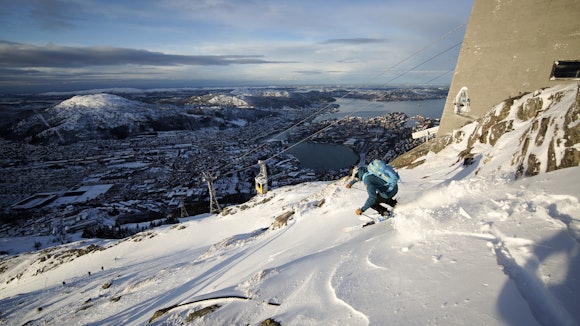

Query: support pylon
[[203, 172, 222, 214], [180, 197, 189, 217]]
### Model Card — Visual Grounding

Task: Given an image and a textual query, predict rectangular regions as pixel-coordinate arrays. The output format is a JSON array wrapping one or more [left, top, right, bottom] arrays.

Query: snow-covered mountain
[[10, 94, 178, 143], [46, 93, 154, 135], [0, 84, 579, 325], [207, 94, 251, 107], [9, 93, 255, 144], [7, 89, 335, 144]]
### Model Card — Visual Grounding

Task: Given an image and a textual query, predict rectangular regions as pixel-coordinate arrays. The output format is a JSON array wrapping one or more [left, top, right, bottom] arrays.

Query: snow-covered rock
[[207, 94, 250, 108], [393, 83, 580, 179], [231, 87, 290, 98]]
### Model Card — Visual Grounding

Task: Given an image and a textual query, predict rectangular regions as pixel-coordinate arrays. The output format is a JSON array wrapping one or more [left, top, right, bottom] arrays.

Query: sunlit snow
[[1, 85, 579, 325]]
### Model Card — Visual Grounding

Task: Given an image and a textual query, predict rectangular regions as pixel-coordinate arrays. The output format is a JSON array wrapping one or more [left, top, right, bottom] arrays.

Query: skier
[[346, 160, 398, 217]]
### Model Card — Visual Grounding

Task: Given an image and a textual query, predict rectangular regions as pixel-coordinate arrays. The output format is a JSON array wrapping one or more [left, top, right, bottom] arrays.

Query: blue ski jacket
[[348, 166, 398, 212]]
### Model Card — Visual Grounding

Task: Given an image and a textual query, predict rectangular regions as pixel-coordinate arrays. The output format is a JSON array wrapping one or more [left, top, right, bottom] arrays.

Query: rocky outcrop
[[392, 83, 580, 179]]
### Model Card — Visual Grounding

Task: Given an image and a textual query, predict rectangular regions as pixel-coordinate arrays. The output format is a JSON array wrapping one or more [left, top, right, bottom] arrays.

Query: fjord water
[[292, 98, 445, 172], [316, 98, 445, 121], [287, 142, 359, 172]]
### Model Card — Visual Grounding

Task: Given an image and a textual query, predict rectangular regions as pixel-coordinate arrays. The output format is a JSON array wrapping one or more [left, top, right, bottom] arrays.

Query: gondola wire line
[[214, 29, 465, 178], [380, 41, 463, 85], [212, 23, 467, 178], [421, 69, 454, 85], [214, 23, 467, 175], [259, 41, 464, 166]]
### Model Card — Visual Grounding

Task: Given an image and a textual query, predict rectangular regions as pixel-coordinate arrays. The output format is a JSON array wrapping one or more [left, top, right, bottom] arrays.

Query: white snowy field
[[1, 83, 579, 325], [0, 162, 578, 325]]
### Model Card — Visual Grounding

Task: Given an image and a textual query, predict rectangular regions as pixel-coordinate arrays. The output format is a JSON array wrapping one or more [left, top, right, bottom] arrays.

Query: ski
[[342, 221, 375, 232], [343, 211, 394, 232]]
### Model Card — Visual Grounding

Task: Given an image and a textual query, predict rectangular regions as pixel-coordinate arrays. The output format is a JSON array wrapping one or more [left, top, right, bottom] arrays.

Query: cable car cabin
[[453, 86, 471, 114], [255, 160, 268, 195], [255, 176, 268, 195]]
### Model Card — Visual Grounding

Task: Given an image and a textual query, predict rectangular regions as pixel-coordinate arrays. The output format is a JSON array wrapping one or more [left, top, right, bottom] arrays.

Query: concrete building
[[438, 0, 580, 136]]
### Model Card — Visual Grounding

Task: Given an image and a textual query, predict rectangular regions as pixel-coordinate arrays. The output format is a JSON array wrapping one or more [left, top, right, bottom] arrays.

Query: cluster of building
[[0, 96, 439, 245]]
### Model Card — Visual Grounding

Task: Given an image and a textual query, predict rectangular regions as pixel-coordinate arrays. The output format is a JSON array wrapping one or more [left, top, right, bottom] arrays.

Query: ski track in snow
[[393, 171, 580, 326]]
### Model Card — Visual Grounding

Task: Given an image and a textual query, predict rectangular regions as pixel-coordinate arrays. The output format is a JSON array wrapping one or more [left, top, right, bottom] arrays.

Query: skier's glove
[[346, 183, 352, 189], [355, 208, 362, 215]]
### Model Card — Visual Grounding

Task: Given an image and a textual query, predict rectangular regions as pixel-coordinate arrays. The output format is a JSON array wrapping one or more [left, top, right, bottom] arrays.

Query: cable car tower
[[203, 172, 222, 214], [180, 197, 189, 217], [255, 160, 268, 195]]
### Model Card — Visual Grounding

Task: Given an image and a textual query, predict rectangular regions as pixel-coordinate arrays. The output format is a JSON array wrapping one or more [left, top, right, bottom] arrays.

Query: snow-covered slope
[[0, 85, 579, 325], [393, 83, 579, 179]]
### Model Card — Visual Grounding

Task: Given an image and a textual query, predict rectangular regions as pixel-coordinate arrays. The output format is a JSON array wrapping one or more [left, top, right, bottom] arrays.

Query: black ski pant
[[371, 196, 397, 215]]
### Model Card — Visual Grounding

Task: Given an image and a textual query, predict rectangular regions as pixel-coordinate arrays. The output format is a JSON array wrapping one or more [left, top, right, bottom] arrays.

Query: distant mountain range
[[3, 86, 445, 144], [7, 93, 275, 144]]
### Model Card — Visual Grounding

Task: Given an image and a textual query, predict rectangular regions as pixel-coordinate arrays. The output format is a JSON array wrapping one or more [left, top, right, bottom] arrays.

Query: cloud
[[0, 41, 282, 68], [0, 1, 472, 92], [319, 38, 388, 45], [0, 67, 43, 76], [294, 70, 324, 75], [27, 0, 84, 31]]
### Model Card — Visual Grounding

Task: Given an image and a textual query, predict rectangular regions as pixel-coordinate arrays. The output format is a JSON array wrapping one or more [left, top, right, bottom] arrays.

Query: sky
[[0, 0, 474, 93]]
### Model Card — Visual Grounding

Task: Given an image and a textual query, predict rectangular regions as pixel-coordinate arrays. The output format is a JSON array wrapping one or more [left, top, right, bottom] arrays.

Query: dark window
[[550, 60, 580, 80]]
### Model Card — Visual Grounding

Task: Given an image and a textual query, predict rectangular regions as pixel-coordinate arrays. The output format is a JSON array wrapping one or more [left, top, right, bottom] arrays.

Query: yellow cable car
[[255, 160, 268, 195]]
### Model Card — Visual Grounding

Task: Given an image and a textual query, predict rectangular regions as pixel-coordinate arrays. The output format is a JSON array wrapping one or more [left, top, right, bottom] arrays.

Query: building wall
[[438, 0, 580, 136]]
